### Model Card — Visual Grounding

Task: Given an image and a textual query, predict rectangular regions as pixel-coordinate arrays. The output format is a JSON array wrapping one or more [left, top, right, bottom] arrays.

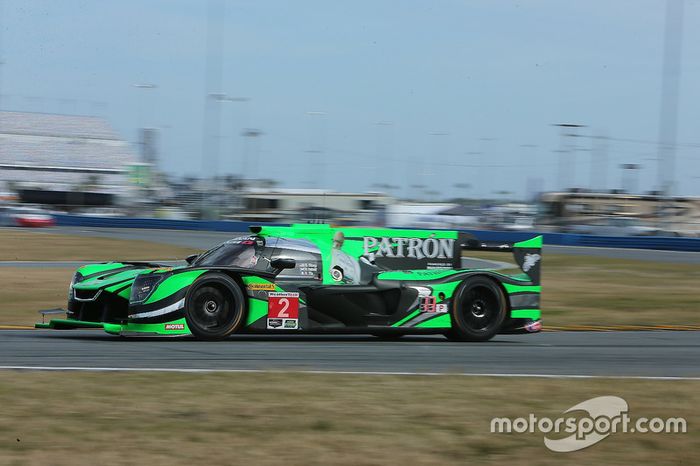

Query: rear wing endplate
[[458, 234, 542, 285]]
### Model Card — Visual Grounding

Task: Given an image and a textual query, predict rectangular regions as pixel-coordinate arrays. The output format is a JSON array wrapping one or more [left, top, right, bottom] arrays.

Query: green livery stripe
[[514, 236, 542, 249], [377, 270, 461, 281], [40, 319, 103, 329], [105, 282, 131, 294], [510, 309, 541, 319], [245, 299, 268, 326], [430, 281, 462, 298], [415, 313, 452, 328], [76, 270, 143, 291], [145, 270, 207, 304], [117, 286, 131, 299], [103, 318, 190, 335], [77, 262, 128, 276], [392, 310, 421, 327], [502, 283, 541, 294]]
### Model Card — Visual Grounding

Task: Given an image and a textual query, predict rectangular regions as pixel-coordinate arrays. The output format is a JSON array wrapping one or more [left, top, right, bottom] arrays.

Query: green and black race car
[[37, 224, 542, 341]]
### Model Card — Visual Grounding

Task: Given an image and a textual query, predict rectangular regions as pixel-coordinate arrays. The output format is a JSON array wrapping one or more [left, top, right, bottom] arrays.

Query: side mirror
[[185, 254, 199, 265], [271, 258, 296, 270]]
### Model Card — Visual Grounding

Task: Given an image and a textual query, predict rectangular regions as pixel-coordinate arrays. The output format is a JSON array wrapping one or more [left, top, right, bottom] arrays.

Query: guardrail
[[49, 214, 700, 252]]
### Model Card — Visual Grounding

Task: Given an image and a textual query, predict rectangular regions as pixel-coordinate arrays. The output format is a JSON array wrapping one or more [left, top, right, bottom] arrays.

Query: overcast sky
[[2, 0, 699, 199]]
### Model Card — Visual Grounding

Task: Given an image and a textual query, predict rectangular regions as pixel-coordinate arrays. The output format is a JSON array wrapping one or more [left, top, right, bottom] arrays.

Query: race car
[[37, 224, 542, 341]]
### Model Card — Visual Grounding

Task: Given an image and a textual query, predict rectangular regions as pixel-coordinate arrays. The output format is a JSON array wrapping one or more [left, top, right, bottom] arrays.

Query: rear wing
[[458, 233, 542, 285]]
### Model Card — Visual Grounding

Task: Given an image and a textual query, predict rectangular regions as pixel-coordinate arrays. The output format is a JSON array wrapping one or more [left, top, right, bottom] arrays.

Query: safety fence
[[51, 214, 700, 252]]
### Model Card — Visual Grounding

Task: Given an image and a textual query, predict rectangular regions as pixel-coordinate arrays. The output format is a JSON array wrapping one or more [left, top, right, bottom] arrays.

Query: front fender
[[128, 270, 207, 323]]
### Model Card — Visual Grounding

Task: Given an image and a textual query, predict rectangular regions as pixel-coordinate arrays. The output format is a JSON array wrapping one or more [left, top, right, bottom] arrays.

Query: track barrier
[[48, 214, 700, 252]]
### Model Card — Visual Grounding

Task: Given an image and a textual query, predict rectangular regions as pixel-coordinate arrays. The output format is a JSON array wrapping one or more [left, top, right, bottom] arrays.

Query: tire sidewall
[[185, 272, 246, 340], [449, 276, 506, 342]]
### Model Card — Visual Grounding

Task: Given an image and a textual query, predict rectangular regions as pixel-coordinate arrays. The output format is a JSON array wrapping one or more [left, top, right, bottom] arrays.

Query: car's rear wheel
[[446, 276, 506, 342], [185, 273, 245, 341]]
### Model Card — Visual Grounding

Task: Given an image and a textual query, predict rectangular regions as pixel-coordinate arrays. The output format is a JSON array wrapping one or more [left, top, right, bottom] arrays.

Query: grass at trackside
[[464, 251, 700, 327], [540, 254, 700, 327], [0, 267, 76, 326], [0, 229, 196, 261], [0, 372, 697, 465]]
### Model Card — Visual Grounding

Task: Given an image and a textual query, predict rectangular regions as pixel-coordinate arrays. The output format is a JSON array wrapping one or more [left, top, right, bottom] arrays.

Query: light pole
[[464, 151, 482, 200], [478, 138, 498, 199], [520, 144, 538, 200], [132, 83, 157, 128], [428, 131, 449, 198], [306, 111, 327, 188], [656, 0, 685, 196], [621, 163, 641, 194], [241, 128, 263, 181], [131, 83, 158, 190], [374, 121, 394, 192], [210, 94, 249, 176], [552, 123, 587, 190]]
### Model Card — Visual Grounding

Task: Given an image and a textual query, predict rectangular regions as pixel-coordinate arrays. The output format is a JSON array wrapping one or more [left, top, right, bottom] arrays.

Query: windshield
[[194, 237, 265, 268]]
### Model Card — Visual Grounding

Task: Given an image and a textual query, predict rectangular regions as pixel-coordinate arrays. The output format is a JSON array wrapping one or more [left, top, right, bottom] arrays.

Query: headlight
[[68, 271, 84, 300], [70, 271, 84, 286], [130, 274, 165, 304]]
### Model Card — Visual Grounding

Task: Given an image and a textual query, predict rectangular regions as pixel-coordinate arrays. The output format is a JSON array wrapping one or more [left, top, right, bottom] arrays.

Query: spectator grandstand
[[0, 111, 139, 206]]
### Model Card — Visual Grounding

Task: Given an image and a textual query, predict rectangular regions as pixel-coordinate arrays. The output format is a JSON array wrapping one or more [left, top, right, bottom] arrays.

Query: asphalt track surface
[[1, 330, 698, 378]]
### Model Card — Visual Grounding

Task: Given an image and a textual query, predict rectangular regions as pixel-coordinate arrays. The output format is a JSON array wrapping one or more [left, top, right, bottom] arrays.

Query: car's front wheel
[[446, 276, 506, 342], [185, 273, 245, 341]]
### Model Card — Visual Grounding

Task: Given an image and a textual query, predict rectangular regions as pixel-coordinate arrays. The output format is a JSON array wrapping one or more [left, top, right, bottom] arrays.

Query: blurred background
[[0, 0, 698, 236]]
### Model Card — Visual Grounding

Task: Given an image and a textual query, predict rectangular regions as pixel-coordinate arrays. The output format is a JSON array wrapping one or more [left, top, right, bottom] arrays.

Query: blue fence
[[51, 214, 700, 252], [460, 230, 700, 252], [52, 214, 285, 233]]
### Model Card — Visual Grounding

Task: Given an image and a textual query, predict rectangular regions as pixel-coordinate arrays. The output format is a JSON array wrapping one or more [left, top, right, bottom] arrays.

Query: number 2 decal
[[268, 292, 299, 319], [277, 298, 290, 317]]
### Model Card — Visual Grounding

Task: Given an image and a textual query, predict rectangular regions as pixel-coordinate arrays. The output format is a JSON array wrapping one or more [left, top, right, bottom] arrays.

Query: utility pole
[[657, 0, 684, 196], [201, 0, 225, 219], [552, 123, 586, 190]]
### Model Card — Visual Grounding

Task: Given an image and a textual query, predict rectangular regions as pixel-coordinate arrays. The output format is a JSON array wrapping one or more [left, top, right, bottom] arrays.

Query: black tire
[[185, 273, 246, 341], [446, 276, 506, 342]]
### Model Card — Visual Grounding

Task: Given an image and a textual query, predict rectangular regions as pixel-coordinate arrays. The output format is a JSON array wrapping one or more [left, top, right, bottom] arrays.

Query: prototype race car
[[37, 224, 542, 341]]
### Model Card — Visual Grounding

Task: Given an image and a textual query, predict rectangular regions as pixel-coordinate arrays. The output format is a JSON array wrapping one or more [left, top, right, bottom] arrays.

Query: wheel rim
[[190, 287, 233, 330], [460, 285, 500, 333]]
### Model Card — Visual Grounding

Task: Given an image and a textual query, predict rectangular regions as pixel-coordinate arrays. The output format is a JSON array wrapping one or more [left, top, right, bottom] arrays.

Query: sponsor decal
[[297, 262, 318, 277], [330, 267, 344, 282], [420, 296, 437, 312], [164, 323, 185, 331], [522, 253, 541, 272], [247, 282, 275, 291], [267, 318, 283, 329], [362, 237, 454, 260], [419, 297, 448, 313], [267, 292, 299, 329], [525, 320, 542, 332], [226, 236, 265, 247]]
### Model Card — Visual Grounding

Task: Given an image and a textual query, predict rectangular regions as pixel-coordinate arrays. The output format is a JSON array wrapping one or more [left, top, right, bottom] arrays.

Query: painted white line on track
[[0, 366, 698, 380]]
